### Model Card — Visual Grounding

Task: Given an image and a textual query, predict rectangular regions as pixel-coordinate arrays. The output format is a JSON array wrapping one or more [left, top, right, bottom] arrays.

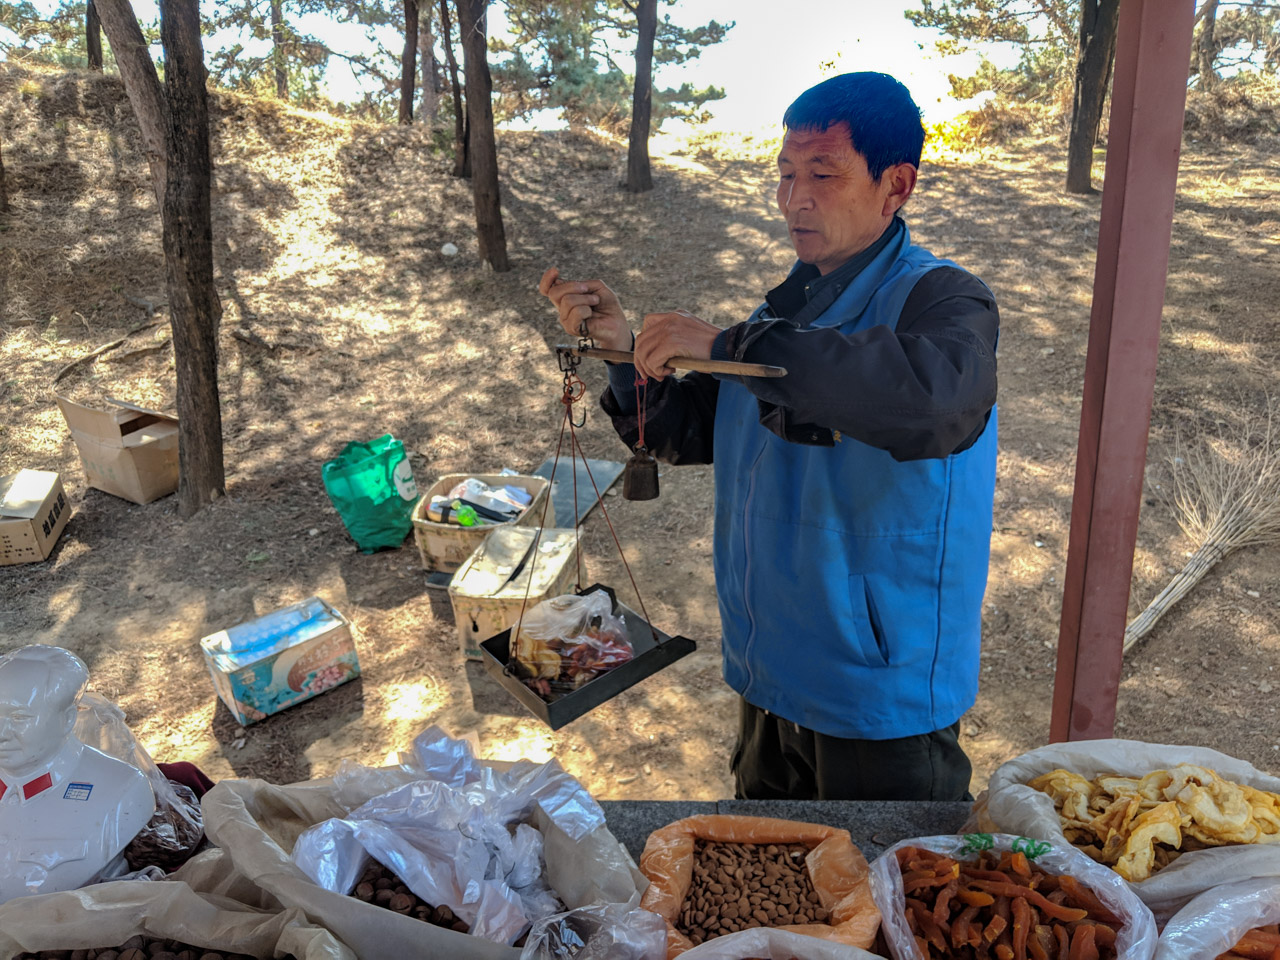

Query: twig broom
[[1124, 397, 1280, 653]]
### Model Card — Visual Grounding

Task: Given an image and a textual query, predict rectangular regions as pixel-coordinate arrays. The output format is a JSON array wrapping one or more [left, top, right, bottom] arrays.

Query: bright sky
[[642, 0, 996, 134], [16, 0, 1010, 129]]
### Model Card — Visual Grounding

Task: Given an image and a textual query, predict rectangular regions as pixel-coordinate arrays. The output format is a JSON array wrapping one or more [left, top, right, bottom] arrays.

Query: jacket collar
[[764, 216, 906, 326], [0, 739, 85, 804]]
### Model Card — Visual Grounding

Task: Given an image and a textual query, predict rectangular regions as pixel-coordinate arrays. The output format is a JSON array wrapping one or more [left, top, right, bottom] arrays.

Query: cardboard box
[[200, 596, 360, 726], [448, 525, 583, 660], [412, 473, 552, 576], [56, 395, 179, 504], [0, 469, 72, 565]]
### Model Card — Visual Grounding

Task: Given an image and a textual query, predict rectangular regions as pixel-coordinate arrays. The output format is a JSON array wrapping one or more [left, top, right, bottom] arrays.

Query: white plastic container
[[448, 525, 583, 660], [411, 473, 552, 575]]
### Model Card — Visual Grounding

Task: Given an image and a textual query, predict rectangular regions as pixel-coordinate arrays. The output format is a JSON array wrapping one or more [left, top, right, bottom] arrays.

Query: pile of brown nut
[[124, 782, 205, 872], [14, 936, 293, 960], [349, 859, 471, 933], [676, 839, 829, 946]]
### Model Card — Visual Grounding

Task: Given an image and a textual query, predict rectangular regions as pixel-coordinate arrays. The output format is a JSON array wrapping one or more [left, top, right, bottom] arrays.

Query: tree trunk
[[399, 0, 418, 124], [1196, 0, 1219, 89], [440, 0, 469, 177], [419, 4, 439, 124], [86, 0, 104, 71], [456, 0, 508, 271], [1065, 0, 1121, 195], [0, 141, 8, 214], [160, 0, 225, 516], [95, 0, 167, 203], [625, 0, 657, 193], [270, 0, 287, 99]]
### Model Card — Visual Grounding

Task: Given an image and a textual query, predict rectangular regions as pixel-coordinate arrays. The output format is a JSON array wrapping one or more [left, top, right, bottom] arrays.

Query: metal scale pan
[[479, 584, 696, 730]]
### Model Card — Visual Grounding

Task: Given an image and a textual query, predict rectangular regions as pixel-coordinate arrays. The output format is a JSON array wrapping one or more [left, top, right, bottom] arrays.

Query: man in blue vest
[[538, 72, 998, 801]]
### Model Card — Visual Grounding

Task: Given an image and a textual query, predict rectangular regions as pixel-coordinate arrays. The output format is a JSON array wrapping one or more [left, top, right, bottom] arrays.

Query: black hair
[[782, 72, 925, 180]]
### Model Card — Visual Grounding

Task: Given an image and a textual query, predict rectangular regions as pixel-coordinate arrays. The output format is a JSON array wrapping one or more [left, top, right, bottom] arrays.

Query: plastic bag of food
[[970, 739, 1280, 922], [638, 814, 880, 959], [201, 729, 646, 959], [869, 833, 1157, 960], [1156, 878, 1280, 960], [0, 878, 354, 959], [513, 591, 634, 699], [518, 903, 668, 960], [75, 691, 205, 873]]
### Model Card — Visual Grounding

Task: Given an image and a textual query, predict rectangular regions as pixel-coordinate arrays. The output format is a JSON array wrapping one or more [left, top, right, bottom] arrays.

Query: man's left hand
[[634, 310, 721, 380]]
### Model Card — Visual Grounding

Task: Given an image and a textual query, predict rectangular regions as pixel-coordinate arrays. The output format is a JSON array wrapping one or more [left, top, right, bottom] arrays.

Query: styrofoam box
[[448, 525, 583, 660], [411, 473, 552, 575]]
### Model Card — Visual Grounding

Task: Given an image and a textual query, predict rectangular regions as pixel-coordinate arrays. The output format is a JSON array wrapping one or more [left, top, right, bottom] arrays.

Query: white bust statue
[[0, 645, 156, 903]]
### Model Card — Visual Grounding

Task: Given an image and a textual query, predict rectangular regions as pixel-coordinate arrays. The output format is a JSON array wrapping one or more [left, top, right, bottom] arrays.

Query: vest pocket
[[848, 573, 891, 667]]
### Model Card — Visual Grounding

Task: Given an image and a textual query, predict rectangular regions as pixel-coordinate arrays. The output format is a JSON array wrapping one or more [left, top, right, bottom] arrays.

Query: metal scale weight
[[478, 333, 787, 730]]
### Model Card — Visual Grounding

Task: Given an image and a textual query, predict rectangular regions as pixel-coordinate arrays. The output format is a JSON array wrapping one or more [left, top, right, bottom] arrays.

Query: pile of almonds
[[349, 859, 471, 934], [14, 936, 291, 960], [676, 840, 829, 946]]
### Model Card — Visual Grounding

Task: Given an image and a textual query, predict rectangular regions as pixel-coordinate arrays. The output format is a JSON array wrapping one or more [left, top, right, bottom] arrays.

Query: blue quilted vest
[[712, 224, 997, 739]]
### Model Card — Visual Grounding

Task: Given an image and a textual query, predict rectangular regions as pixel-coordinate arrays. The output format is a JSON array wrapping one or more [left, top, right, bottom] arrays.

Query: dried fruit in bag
[[1218, 924, 1280, 960], [1028, 764, 1280, 881], [513, 592, 633, 701], [894, 846, 1122, 960]]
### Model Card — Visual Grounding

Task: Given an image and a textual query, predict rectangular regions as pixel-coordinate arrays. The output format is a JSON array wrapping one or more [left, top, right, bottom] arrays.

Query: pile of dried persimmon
[[1028, 764, 1280, 881], [894, 846, 1122, 960], [1219, 924, 1280, 960]]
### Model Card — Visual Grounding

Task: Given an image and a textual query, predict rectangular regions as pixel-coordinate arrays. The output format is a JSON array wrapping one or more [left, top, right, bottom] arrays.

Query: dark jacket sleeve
[[718, 267, 999, 461], [600, 364, 720, 465]]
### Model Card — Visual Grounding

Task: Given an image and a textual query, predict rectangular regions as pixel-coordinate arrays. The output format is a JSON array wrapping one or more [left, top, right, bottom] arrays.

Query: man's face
[[776, 122, 913, 275], [0, 663, 71, 776]]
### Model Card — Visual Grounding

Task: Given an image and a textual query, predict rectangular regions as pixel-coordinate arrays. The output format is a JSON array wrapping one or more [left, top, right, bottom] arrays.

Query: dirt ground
[[3, 64, 1279, 801]]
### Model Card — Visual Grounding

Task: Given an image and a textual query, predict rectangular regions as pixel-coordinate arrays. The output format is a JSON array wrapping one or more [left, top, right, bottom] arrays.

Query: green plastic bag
[[321, 434, 420, 553]]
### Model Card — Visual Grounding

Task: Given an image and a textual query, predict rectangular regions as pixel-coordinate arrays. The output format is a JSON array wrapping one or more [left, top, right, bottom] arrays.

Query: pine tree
[[206, 0, 398, 104], [905, 0, 1079, 105], [492, 0, 730, 134]]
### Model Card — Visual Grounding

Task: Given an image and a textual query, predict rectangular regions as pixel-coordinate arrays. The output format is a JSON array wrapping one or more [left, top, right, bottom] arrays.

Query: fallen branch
[[51, 318, 165, 385], [108, 338, 171, 363]]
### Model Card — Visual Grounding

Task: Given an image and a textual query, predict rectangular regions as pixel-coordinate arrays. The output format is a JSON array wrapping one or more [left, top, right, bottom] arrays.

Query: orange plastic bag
[[638, 814, 881, 958]]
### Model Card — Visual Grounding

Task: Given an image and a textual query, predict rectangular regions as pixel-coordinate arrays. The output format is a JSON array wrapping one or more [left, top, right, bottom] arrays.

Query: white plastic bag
[[292, 728, 623, 943], [679, 927, 883, 960], [293, 779, 535, 943], [1156, 878, 1280, 960], [202, 729, 646, 959], [518, 903, 668, 960], [869, 834, 1158, 960], [972, 739, 1280, 922], [76, 691, 204, 872], [0, 879, 354, 960]]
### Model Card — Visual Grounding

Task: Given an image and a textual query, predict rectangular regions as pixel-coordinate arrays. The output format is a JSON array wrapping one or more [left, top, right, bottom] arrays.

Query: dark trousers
[[731, 698, 973, 801]]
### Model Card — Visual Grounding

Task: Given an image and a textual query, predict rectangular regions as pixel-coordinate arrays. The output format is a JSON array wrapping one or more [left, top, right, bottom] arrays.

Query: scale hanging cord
[[510, 343, 661, 658]]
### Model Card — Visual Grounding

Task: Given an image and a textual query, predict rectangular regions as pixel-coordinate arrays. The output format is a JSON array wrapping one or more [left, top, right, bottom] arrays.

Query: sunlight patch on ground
[[378, 678, 446, 725], [1166, 327, 1262, 365], [478, 725, 558, 765]]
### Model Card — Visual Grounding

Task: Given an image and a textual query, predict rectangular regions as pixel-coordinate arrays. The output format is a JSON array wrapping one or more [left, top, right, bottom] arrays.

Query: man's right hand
[[538, 267, 633, 353]]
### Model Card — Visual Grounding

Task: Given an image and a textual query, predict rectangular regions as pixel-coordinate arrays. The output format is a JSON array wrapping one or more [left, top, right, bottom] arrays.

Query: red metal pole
[[1049, 0, 1197, 742]]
